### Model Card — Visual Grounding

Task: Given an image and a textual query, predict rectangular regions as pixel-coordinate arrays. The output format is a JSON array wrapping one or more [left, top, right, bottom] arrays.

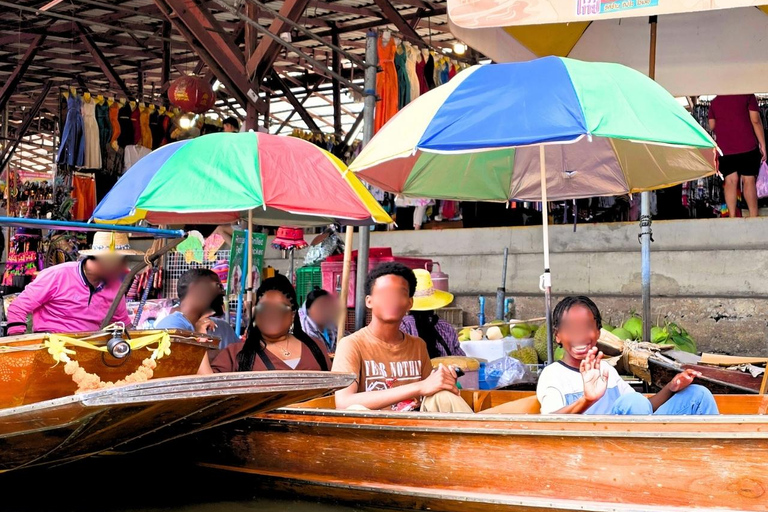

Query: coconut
[[469, 328, 484, 341], [554, 346, 565, 361], [486, 326, 504, 341], [650, 326, 669, 344], [610, 327, 633, 341], [487, 320, 510, 337], [511, 325, 531, 339], [602, 323, 615, 333], [622, 316, 643, 340]]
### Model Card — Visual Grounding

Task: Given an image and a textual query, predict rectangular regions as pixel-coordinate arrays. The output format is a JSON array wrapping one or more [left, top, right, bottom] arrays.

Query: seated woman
[[298, 287, 341, 352], [207, 274, 330, 372], [537, 296, 719, 415], [399, 269, 465, 358]]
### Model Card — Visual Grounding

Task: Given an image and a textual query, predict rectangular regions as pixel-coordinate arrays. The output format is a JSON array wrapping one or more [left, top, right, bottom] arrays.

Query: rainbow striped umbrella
[[350, 57, 717, 361], [93, 132, 391, 227], [350, 57, 716, 201]]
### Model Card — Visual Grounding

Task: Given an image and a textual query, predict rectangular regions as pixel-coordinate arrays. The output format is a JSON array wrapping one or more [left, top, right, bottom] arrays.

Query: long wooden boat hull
[[649, 356, 762, 394], [195, 392, 768, 512], [0, 371, 353, 472]]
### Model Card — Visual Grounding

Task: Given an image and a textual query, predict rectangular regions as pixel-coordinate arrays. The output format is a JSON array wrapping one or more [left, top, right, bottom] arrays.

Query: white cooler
[[461, 336, 533, 361]]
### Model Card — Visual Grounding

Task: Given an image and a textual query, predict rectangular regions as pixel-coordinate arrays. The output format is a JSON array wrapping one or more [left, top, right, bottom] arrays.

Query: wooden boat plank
[[195, 408, 768, 512], [0, 372, 354, 472], [649, 357, 761, 394]]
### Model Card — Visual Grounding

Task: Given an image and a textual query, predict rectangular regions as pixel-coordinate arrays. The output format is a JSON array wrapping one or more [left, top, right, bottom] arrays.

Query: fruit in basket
[[611, 327, 633, 341], [509, 346, 538, 365], [533, 324, 548, 362], [469, 328, 484, 341], [622, 315, 643, 340], [511, 324, 532, 339], [486, 326, 504, 340], [487, 320, 510, 337]]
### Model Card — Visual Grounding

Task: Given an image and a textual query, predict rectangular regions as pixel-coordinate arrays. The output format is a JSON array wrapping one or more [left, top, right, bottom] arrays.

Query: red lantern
[[168, 76, 215, 114]]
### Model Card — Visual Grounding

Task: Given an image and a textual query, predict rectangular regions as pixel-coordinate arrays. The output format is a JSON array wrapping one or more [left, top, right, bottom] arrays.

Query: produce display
[[603, 314, 698, 354], [458, 321, 563, 364]]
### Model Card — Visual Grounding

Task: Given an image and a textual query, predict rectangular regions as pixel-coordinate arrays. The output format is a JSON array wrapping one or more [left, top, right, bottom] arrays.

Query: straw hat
[[79, 231, 144, 257], [411, 268, 453, 311]]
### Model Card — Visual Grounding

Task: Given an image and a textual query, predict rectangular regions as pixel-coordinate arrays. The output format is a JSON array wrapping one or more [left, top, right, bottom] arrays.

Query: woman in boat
[[399, 269, 465, 358], [205, 274, 330, 373], [537, 296, 719, 415], [298, 287, 341, 352]]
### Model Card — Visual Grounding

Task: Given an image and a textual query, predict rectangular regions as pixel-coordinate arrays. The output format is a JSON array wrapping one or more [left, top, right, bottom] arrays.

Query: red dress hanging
[[374, 37, 399, 133]]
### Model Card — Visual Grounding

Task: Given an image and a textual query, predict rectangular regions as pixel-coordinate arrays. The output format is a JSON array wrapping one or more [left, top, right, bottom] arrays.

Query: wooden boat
[[0, 328, 214, 407], [1, 370, 353, 472], [195, 391, 768, 512], [0, 327, 355, 471]]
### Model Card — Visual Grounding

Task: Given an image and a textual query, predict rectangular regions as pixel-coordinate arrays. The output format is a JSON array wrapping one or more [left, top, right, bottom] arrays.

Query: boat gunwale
[[0, 329, 219, 348], [0, 371, 355, 416]]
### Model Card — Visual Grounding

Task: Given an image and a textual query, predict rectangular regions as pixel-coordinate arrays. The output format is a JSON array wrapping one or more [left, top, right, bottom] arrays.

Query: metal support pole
[[640, 15, 657, 343], [354, 30, 378, 331], [539, 145, 554, 364], [495, 247, 508, 321]]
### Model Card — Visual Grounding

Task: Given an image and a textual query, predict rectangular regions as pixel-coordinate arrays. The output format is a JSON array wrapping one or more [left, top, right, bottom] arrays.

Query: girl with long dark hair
[[208, 274, 330, 372]]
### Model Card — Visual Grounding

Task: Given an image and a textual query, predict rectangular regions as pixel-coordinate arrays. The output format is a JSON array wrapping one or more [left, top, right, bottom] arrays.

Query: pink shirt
[[6, 261, 130, 335], [708, 94, 760, 156]]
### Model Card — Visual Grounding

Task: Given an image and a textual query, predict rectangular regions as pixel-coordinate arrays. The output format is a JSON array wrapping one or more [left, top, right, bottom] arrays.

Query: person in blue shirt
[[155, 268, 238, 350]]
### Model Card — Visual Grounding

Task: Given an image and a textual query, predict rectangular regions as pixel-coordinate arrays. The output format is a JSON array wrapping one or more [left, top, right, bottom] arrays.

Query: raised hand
[[580, 347, 609, 403], [194, 311, 216, 334], [668, 368, 701, 393]]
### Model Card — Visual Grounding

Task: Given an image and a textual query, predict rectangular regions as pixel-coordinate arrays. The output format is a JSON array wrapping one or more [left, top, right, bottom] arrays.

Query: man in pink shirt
[[708, 94, 766, 218], [6, 232, 142, 335]]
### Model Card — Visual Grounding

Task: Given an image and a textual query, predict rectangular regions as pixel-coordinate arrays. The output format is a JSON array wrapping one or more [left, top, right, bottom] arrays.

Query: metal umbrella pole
[[639, 16, 658, 343], [538, 145, 554, 364], [354, 30, 378, 331]]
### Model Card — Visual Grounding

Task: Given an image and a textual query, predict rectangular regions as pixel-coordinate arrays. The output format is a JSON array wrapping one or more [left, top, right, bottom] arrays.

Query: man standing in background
[[709, 94, 765, 218]]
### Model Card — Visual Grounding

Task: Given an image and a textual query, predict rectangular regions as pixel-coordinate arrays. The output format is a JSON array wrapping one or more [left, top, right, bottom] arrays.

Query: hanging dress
[[424, 53, 436, 90], [117, 103, 134, 148], [108, 102, 121, 144], [440, 60, 450, 85], [449, 63, 457, 81], [81, 99, 101, 169], [162, 115, 175, 146], [149, 110, 164, 149], [131, 106, 142, 145], [405, 45, 420, 102], [374, 36, 399, 133], [57, 94, 85, 167], [140, 107, 152, 148], [95, 102, 111, 166], [415, 53, 429, 95], [395, 43, 410, 110]]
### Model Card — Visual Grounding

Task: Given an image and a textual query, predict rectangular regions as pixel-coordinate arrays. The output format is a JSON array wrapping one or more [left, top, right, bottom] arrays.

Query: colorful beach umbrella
[[350, 57, 717, 361], [93, 132, 391, 227]]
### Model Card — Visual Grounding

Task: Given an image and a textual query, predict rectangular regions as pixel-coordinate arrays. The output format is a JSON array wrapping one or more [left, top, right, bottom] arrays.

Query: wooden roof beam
[[246, 0, 312, 81], [271, 71, 320, 132], [372, 0, 426, 46], [0, 34, 46, 114], [77, 23, 133, 97], [156, 0, 266, 114]]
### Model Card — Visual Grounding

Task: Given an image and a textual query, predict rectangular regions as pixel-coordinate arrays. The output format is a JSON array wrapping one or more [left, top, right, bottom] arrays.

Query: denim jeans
[[610, 385, 719, 415]]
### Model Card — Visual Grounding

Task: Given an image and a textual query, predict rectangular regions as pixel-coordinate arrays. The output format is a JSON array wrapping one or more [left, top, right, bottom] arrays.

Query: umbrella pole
[[538, 145, 554, 364], [640, 16, 658, 343], [247, 209, 254, 309], [337, 226, 355, 344]]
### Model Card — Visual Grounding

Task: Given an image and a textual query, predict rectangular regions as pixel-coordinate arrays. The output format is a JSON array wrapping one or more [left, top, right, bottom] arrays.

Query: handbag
[[757, 161, 768, 199]]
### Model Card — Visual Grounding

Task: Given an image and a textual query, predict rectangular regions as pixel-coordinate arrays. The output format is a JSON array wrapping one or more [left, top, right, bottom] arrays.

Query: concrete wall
[[262, 217, 768, 355]]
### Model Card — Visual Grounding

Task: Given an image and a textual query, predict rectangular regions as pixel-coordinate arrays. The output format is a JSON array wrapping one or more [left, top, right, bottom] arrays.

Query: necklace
[[281, 337, 292, 357]]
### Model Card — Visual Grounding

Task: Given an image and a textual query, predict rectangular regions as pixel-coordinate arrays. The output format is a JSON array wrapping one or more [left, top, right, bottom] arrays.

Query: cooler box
[[322, 248, 432, 307]]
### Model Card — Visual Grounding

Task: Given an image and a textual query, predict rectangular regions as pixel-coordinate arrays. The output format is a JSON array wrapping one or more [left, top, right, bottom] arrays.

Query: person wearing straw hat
[[400, 269, 465, 358], [6, 232, 142, 335]]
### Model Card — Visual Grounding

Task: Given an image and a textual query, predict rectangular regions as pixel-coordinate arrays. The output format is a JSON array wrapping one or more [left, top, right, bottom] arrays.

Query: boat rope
[[43, 330, 172, 394]]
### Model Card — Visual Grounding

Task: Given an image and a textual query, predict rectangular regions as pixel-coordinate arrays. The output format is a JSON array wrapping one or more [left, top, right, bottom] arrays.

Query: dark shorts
[[719, 148, 761, 177]]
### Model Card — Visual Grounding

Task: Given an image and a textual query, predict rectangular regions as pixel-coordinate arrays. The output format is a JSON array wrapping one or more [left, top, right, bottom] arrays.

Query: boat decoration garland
[[43, 326, 172, 393]]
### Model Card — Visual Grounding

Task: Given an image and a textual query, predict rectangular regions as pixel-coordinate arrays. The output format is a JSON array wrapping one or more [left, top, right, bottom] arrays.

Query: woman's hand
[[580, 347, 609, 403], [668, 368, 701, 393]]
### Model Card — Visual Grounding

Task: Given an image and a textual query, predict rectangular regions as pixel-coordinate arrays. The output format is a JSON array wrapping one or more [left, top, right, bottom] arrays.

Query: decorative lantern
[[168, 76, 215, 114]]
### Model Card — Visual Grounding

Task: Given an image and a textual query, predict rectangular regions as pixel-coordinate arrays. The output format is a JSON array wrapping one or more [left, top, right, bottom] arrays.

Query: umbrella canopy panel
[[93, 132, 391, 226]]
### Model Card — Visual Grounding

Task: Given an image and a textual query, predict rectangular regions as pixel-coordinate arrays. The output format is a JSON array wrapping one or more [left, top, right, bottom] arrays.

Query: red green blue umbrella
[[350, 57, 717, 201], [93, 132, 391, 227], [349, 57, 717, 362]]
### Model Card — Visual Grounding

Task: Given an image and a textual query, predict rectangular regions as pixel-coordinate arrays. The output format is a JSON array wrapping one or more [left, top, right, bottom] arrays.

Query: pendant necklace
[[281, 338, 292, 357]]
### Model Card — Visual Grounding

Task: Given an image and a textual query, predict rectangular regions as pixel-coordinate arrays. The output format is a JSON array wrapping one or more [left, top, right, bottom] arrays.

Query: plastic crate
[[321, 260, 357, 308], [295, 264, 323, 305]]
